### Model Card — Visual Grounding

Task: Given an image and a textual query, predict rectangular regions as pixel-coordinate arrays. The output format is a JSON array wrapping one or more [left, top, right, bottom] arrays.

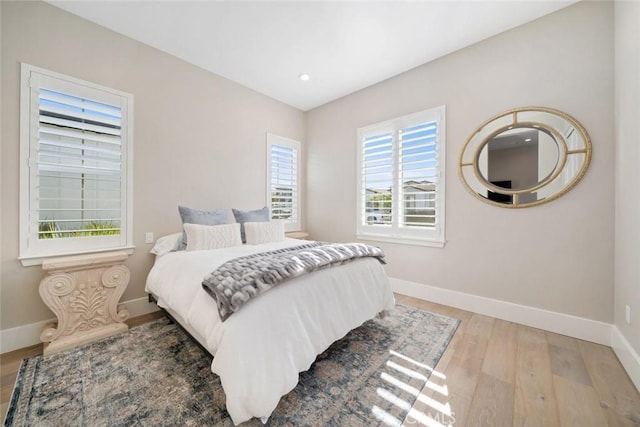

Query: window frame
[[19, 63, 134, 266], [356, 106, 446, 247], [266, 133, 301, 233]]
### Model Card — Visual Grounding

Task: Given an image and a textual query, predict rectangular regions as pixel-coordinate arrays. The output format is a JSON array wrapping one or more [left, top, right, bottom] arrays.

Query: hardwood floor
[[394, 294, 640, 426], [2, 297, 639, 426]]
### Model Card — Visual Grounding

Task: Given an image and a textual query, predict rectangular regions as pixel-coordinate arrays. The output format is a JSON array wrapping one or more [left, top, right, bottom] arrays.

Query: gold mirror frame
[[459, 107, 592, 208]]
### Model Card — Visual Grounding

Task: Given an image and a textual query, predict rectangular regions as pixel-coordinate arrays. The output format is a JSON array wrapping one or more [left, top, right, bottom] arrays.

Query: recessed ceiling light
[[298, 73, 310, 81], [525, 138, 532, 142]]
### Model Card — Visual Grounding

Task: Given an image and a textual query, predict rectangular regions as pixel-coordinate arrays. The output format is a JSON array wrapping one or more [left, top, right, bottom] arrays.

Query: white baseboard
[[611, 326, 640, 391], [390, 277, 612, 346], [0, 296, 159, 354], [122, 295, 160, 318]]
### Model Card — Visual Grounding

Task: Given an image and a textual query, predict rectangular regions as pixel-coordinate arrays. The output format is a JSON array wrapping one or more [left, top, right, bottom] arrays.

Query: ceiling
[[47, 1, 577, 111]]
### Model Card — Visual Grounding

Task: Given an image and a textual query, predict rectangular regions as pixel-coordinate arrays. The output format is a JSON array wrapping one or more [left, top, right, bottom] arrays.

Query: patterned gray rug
[[5, 304, 459, 427]]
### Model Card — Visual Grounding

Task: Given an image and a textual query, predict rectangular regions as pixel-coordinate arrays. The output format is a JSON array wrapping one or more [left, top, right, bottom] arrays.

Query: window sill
[[286, 231, 309, 239], [356, 234, 446, 248], [18, 246, 135, 267]]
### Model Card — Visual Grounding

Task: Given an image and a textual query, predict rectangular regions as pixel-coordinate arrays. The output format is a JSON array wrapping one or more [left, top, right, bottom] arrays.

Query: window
[[19, 63, 134, 265], [266, 133, 301, 232], [357, 106, 446, 247]]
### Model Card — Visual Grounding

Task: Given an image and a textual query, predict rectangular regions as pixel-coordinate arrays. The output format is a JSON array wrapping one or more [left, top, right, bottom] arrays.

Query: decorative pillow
[[183, 223, 242, 251], [149, 232, 182, 257], [244, 221, 285, 245], [178, 205, 228, 250], [232, 206, 270, 243]]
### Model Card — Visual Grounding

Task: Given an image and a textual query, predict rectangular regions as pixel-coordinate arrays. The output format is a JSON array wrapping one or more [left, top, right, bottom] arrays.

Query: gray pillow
[[232, 206, 270, 243], [178, 205, 228, 250]]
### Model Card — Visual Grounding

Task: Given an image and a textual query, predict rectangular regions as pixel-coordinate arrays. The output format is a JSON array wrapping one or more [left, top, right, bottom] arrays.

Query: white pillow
[[149, 232, 183, 257], [184, 223, 242, 251], [244, 221, 285, 245]]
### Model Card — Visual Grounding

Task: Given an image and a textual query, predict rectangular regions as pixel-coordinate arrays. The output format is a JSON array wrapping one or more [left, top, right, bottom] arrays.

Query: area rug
[[5, 304, 459, 427]]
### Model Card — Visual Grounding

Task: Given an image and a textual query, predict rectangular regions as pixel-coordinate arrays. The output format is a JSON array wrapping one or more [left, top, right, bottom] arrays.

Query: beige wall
[[306, 1, 615, 322], [0, 0, 3, 334], [0, 2, 305, 329], [614, 1, 640, 352]]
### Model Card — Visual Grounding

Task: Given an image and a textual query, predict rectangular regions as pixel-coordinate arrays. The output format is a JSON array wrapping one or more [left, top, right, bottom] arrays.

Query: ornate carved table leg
[[39, 251, 131, 355]]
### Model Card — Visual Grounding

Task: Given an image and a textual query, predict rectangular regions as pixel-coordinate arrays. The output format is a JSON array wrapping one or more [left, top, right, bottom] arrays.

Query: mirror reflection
[[479, 127, 559, 192], [459, 107, 591, 208]]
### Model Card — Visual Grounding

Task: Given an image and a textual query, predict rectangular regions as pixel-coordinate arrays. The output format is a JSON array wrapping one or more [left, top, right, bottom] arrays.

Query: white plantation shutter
[[37, 88, 123, 236], [19, 64, 134, 264], [360, 131, 393, 227], [267, 134, 301, 232], [399, 121, 439, 228], [357, 106, 446, 246]]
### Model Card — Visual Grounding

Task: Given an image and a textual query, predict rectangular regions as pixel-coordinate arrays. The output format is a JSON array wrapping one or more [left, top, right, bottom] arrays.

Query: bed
[[145, 237, 395, 425]]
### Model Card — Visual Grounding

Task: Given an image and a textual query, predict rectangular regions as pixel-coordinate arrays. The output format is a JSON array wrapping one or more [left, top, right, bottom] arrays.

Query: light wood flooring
[[2, 296, 639, 426]]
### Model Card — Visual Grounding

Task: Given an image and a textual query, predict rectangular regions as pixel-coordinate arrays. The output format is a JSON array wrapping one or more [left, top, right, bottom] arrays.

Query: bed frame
[[148, 293, 214, 359]]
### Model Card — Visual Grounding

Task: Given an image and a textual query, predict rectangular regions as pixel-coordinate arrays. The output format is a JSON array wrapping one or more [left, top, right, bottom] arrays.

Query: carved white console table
[[39, 251, 130, 355]]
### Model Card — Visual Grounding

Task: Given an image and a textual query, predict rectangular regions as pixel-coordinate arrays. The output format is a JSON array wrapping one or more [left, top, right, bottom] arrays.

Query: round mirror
[[459, 107, 591, 208]]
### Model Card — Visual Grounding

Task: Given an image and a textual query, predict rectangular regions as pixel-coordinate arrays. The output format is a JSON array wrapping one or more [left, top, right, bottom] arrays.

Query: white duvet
[[145, 238, 395, 425]]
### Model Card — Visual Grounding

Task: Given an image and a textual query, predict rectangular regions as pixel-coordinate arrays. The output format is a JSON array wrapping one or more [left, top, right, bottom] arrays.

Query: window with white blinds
[[19, 63, 134, 264], [266, 134, 301, 232], [357, 106, 446, 246]]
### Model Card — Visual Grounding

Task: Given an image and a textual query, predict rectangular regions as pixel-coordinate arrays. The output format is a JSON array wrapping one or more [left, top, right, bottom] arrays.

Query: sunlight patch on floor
[[423, 379, 448, 397], [377, 387, 413, 412], [369, 349, 455, 427], [372, 405, 403, 427], [386, 360, 429, 382]]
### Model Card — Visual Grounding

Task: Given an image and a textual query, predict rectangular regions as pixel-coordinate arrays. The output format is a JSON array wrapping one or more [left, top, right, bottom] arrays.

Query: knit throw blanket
[[202, 242, 386, 321]]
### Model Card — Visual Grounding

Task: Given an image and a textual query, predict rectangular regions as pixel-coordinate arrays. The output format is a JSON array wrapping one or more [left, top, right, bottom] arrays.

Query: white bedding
[[145, 238, 395, 425]]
